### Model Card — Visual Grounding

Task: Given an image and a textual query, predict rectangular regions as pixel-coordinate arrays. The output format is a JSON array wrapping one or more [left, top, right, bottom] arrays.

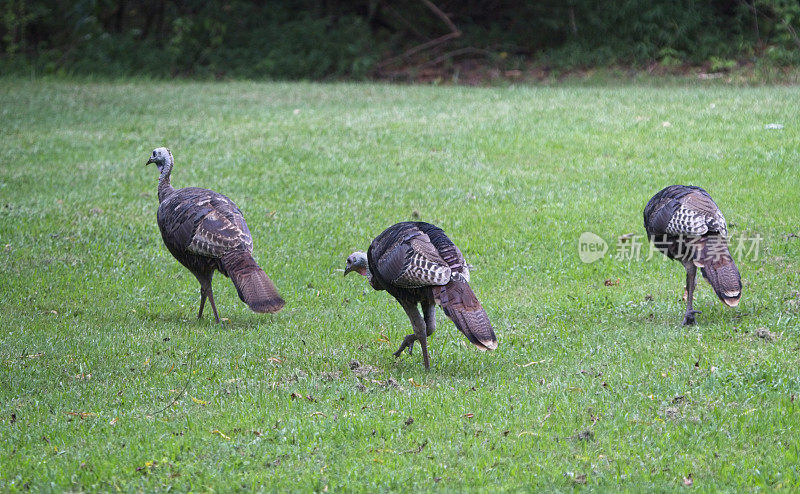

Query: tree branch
[[419, 0, 459, 34], [377, 0, 462, 69], [781, 18, 800, 51], [416, 47, 492, 69]]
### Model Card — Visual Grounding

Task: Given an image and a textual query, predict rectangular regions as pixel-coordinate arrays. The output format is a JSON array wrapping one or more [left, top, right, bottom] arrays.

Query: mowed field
[[1, 79, 799, 491]]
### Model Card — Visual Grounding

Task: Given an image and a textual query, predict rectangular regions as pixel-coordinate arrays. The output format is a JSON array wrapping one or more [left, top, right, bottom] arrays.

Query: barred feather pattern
[[644, 185, 728, 239], [665, 205, 711, 236], [396, 249, 452, 288], [221, 251, 285, 313], [436, 279, 498, 351], [367, 221, 496, 351], [698, 235, 741, 306], [159, 187, 255, 268], [643, 185, 741, 308], [155, 168, 283, 318]]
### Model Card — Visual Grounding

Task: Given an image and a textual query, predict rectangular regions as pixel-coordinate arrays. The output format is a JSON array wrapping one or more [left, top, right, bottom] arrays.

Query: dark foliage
[[1, 0, 798, 78]]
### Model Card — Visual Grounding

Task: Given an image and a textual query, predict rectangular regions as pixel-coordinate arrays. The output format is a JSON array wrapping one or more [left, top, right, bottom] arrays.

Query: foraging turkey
[[643, 185, 741, 325], [345, 221, 497, 370], [146, 147, 284, 322]]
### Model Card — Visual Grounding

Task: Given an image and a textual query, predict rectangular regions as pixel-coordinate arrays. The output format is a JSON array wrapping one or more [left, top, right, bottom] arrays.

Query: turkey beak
[[146, 157, 155, 166], [343, 264, 353, 276]]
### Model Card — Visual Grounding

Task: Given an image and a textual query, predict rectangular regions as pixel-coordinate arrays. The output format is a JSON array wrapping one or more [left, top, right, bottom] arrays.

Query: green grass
[[1, 79, 799, 491]]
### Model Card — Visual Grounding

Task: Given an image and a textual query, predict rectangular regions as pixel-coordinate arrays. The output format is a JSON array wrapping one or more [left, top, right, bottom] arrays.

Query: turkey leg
[[682, 262, 701, 325], [393, 302, 437, 357], [198, 285, 221, 324], [206, 286, 221, 323], [398, 301, 431, 370], [198, 288, 207, 319], [196, 272, 221, 323]]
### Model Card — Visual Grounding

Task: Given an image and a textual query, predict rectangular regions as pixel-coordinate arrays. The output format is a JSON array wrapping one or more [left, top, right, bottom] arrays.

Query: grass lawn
[[1, 79, 799, 491]]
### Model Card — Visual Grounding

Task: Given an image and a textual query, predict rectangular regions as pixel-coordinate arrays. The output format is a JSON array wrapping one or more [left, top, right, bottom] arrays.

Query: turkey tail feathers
[[698, 235, 741, 307], [436, 278, 497, 351], [221, 251, 285, 314]]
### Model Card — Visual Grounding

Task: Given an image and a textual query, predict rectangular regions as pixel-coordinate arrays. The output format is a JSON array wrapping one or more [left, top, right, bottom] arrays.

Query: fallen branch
[[416, 47, 492, 69], [378, 32, 462, 69], [377, 0, 461, 69]]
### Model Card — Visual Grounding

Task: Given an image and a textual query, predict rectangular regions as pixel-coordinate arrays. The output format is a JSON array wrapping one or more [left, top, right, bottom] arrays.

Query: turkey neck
[[364, 262, 376, 288], [157, 161, 175, 203]]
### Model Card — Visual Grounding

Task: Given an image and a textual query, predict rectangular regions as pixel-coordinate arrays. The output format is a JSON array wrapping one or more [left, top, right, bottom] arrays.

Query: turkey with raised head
[[345, 221, 497, 370], [643, 185, 741, 325], [146, 147, 284, 322]]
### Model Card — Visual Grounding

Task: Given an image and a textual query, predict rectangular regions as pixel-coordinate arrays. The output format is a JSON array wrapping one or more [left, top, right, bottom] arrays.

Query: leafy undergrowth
[[1, 80, 798, 491], [380, 59, 800, 87]]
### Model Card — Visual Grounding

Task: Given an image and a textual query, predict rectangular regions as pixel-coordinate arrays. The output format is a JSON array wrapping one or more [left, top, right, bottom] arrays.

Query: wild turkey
[[145, 147, 284, 322], [643, 185, 741, 325], [345, 221, 497, 370]]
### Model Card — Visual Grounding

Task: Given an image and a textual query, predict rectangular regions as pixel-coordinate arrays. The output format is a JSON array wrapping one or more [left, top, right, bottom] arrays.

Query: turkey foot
[[682, 309, 702, 326], [393, 334, 417, 357]]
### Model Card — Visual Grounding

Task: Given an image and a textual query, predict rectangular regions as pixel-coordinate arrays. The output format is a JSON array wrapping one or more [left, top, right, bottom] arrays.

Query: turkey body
[[148, 148, 284, 322], [363, 221, 497, 369], [643, 185, 741, 325]]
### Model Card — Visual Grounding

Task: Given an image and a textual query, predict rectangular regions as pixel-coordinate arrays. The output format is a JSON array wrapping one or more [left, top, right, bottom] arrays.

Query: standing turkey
[[146, 147, 284, 322], [344, 221, 497, 370], [643, 185, 741, 325]]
